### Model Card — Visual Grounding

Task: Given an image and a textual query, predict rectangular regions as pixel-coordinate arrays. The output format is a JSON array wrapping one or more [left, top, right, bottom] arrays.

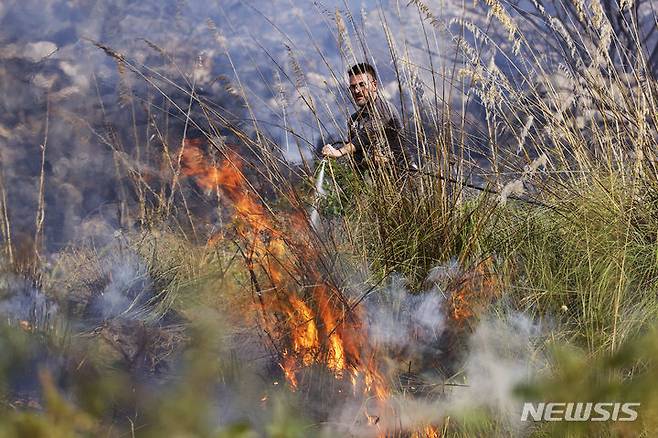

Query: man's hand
[[373, 151, 390, 164], [373, 148, 391, 164], [322, 144, 343, 158]]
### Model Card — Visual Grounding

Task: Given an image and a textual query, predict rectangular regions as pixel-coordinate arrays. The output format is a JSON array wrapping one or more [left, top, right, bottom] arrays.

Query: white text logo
[[520, 402, 640, 422]]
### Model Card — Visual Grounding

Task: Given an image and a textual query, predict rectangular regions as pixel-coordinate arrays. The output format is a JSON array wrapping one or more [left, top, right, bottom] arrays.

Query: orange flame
[[315, 285, 346, 375], [448, 257, 501, 325], [411, 425, 441, 438], [279, 353, 299, 391], [179, 141, 483, 435], [181, 140, 388, 384], [287, 295, 319, 365]]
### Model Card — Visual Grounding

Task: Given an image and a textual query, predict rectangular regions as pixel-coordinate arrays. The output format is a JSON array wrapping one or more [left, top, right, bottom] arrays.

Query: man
[[322, 63, 412, 171]]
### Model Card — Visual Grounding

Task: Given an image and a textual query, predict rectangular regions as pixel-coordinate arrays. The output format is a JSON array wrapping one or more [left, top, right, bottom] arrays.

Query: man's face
[[349, 73, 377, 107]]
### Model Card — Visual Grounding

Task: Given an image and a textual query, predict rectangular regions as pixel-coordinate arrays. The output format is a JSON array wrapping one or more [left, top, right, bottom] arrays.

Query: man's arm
[[322, 142, 356, 158], [323, 111, 361, 159]]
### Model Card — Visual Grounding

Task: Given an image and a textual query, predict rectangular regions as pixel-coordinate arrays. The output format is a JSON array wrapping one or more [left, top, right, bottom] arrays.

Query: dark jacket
[[348, 96, 413, 171]]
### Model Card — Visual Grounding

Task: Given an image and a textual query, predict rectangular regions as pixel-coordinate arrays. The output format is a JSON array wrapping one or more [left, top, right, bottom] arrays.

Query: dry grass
[[0, 0, 658, 436]]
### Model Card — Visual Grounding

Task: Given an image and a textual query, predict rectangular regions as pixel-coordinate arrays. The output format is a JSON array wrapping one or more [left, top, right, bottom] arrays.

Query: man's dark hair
[[348, 63, 377, 81]]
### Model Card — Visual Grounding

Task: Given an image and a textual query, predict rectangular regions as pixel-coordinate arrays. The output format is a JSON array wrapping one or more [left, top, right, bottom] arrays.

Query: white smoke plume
[[93, 250, 154, 320], [365, 275, 445, 351], [449, 313, 542, 428], [371, 312, 543, 436], [323, 262, 545, 436]]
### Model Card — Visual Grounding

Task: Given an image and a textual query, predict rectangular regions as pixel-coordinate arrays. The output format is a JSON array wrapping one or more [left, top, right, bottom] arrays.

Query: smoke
[[450, 313, 541, 427], [360, 312, 541, 436], [0, 227, 545, 435], [89, 250, 154, 321], [0, 275, 58, 326], [364, 274, 447, 355], [378, 313, 542, 436], [319, 262, 545, 436]]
